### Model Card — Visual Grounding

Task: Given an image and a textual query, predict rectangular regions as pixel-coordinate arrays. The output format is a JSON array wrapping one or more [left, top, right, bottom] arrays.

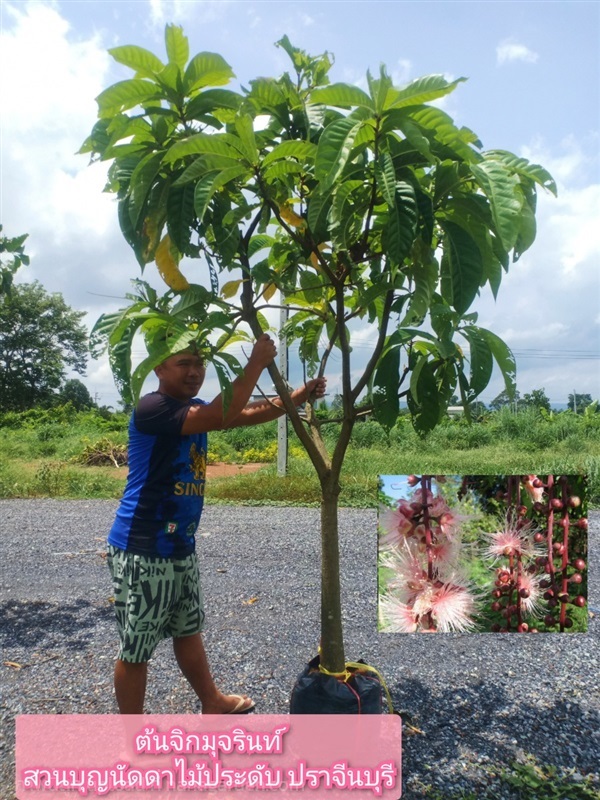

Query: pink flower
[[429, 496, 450, 518], [379, 596, 418, 633], [379, 506, 415, 549], [428, 583, 477, 633], [485, 514, 539, 561], [516, 571, 542, 616]]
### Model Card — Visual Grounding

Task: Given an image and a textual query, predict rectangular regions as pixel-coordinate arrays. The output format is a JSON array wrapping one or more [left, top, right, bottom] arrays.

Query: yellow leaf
[[4, 661, 23, 670], [155, 234, 190, 291], [279, 202, 306, 230], [221, 279, 243, 299], [242, 596, 259, 605], [263, 282, 277, 302]]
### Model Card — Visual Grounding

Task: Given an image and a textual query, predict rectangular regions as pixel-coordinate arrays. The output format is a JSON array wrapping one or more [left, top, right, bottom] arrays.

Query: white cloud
[[496, 39, 539, 66], [147, 0, 231, 27]]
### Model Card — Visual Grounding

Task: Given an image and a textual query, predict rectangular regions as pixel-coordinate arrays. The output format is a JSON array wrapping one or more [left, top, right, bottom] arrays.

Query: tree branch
[[351, 288, 394, 402]]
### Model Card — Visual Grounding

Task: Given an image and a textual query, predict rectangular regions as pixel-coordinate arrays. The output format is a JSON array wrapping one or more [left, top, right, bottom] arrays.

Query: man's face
[[155, 351, 206, 401]]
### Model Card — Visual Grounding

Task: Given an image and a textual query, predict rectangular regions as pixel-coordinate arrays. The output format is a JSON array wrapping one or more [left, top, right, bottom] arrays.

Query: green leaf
[[262, 140, 317, 167], [183, 52, 234, 94], [460, 326, 493, 399], [387, 75, 466, 109], [248, 235, 275, 258], [401, 257, 438, 326], [373, 345, 400, 430], [310, 83, 374, 110], [193, 165, 249, 224], [128, 151, 165, 229], [167, 183, 195, 253], [234, 114, 259, 164], [514, 193, 537, 260], [484, 149, 557, 196], [108, 45, 165, 79], [470, 160, 522, 251], [307, 189, 333, 242], [476, 327, 517, 399], [440, 221, 484, 314], [315, 117, 363, 192], [262, 161, 305, 183], [165, 134, 242, 163], [165, 24, 189, 69], [96, 80, 159, 118], [382, 182, 418, 268], [408, 358, 440, 435], [375, 152, 397, 207]]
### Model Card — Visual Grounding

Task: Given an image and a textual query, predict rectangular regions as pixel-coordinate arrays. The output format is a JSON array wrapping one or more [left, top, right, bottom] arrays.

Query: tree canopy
[[0, 282, 89, 412], [83, 27, 556, 672]]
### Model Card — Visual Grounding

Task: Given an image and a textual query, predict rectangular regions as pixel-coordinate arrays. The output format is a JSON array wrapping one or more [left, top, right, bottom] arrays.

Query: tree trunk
[[319, 479, 346, 674]]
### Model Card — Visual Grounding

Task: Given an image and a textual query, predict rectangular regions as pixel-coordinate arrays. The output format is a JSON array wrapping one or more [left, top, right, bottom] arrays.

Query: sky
[[1, 0, 599, 409]]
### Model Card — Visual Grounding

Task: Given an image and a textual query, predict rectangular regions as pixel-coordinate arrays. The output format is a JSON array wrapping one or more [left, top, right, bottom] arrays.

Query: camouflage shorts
[[107, 545, 205, 663]]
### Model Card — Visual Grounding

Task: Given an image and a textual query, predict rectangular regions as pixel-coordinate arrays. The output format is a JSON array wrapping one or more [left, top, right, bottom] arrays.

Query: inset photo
[[378, 474, 588, 634]]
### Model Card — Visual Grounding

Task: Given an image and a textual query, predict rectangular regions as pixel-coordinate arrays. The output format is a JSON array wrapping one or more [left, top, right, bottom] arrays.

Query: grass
[[1, 406, 599, 505], [412, 756, 598, 799]]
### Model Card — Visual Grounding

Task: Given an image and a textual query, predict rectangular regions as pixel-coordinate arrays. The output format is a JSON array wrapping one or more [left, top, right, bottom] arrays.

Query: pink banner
[[16, 714, 401, 798]]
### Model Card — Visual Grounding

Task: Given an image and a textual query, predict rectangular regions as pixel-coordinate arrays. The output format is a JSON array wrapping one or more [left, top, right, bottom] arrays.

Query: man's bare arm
[[222, 378, 327, 427], [180, 335, 277, 434]]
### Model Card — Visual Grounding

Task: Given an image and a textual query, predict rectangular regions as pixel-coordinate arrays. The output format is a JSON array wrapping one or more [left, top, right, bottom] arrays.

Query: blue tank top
[[108, 392, 207, 557]]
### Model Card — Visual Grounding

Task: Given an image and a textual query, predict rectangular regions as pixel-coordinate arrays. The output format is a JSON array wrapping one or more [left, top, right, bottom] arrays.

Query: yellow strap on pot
[[345, 661, 395, 714], [317, 655, 395, 713]]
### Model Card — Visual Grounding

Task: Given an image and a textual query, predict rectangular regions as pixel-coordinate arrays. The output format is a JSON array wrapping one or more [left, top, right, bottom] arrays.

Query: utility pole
[[277, 300, 289, 477]]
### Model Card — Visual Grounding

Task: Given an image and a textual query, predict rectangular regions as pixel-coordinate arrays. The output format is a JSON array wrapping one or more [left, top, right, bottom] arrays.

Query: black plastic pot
[[290, 655, 384, 714]]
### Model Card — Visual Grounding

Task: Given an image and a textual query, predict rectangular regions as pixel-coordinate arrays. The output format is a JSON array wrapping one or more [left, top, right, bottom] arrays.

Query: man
[[107, 333, 326, 714]]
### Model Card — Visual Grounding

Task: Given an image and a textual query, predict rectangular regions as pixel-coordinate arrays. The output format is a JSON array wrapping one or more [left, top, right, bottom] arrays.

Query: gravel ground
[[1, 500, 599, 799]]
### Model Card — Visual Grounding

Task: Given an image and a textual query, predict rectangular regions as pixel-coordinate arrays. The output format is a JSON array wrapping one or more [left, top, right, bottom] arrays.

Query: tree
[[0, 282, 88, 411], [59, 378, 96, 410], [519, 387, 551, 412], [0, 226, 30, 296], [568, 393, 593, 414], [82, 28, 555, 675], [490, 389, 521, 411]]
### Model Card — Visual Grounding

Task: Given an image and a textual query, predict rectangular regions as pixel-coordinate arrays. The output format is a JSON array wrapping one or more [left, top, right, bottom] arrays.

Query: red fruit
[[558, 592, 569, 604], [568, 496, 581, 508], [564, 617, 574, 628], [551, 498, 563, 510], [519, 588, 530, 599], [534, 532, 545, 543], [517, 505, 528, 517], [540, 579, 552, 589], [572, 558, 586, 572], [569, 573, 583, 584], [407, 475, 419, 487], [577, 518, 588, 530], [548, 598, 558, 608], [491, 602, 502, 612], [492, 589, 502, 599], [517, 623, 529, 633], [508, 605, 518, 615], [532, 479, 544, 489], [499, 628, 509, 633], [501, 608, 511, 619], [544, 615, 557, 626], [530, 628, 539, 633], [536, 556, 548, 567], [573, 596, 586, 608], [533, 502, 546, 513], [553, 542, 564, 554], [491, 623, 501, 632]]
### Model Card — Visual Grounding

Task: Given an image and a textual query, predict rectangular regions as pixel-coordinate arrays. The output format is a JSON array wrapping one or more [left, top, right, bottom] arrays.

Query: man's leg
[[173, 633, 253, 713], [114, 659, 148, 714]]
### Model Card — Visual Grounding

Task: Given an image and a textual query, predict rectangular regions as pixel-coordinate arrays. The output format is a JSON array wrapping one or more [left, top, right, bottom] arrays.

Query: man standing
[[107, 334, 325, 714]]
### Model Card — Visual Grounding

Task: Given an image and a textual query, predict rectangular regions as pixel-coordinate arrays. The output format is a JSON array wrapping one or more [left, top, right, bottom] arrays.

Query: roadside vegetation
[[1, 403, 598, 507]]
